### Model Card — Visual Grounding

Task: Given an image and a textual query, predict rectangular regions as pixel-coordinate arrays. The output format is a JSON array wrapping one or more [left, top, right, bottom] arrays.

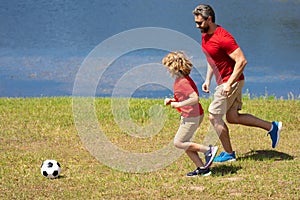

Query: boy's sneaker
[[213, 151, 236, 163], [204, 145, 218, 169], [186, 167, 211, 177], [268, 121, 282, 148]]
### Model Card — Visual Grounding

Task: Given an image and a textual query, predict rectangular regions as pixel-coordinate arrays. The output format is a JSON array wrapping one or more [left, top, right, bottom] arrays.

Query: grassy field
[[1, 97, 299, 199]]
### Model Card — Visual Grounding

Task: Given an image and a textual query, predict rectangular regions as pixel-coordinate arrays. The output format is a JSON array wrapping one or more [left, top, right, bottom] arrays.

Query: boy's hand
[[164, 98, 175, 106], [170, 101, 181, 108]]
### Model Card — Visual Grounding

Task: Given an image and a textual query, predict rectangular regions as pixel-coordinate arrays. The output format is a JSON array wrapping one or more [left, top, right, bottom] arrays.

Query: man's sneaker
[[268, 121, 282, 148], [204, 145, 218, 169], [186, 167, 211, 177], [213, 151, 236, 163]]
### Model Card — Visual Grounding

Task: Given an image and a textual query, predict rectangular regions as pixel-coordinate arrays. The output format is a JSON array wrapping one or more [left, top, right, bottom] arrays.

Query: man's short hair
[[193, 4, 216, 23]]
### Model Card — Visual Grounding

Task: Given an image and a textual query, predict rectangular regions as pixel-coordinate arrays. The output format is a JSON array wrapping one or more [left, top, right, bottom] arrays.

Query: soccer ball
[[41, 160, 61, 179]]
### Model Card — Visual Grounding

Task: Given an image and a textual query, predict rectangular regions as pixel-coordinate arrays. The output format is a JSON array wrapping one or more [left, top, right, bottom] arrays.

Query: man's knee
[[226, 111, 239, 124], [226, 116, 237, 124], [209, 113, 223, 124]]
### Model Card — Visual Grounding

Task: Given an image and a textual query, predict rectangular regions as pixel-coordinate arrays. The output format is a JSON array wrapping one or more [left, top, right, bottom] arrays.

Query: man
[[192, 4, 282, 162]]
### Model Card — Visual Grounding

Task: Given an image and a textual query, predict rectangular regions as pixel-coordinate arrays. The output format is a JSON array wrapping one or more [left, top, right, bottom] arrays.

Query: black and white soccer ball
[[41, 160, 61, 179]]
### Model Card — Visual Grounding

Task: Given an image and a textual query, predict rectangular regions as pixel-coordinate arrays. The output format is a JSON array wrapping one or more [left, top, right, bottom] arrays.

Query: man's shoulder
[[216, 26, 237, 43], [216, 26, 232, 35]]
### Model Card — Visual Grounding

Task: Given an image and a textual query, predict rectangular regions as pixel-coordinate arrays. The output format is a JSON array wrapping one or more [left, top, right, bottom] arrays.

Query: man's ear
[[207, 16, 212, 23]]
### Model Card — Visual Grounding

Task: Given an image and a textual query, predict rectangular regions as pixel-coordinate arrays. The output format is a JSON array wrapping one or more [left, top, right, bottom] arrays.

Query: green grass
[[1, 97, 299, 199]]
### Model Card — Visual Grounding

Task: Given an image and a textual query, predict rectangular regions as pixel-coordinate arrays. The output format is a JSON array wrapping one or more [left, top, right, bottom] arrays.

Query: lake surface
[[1, 0, 299, 99]]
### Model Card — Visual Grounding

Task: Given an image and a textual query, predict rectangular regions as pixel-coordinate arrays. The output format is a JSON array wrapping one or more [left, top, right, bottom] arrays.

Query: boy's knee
[[174, 140, 185, 149], [173, 140, 181, 149]]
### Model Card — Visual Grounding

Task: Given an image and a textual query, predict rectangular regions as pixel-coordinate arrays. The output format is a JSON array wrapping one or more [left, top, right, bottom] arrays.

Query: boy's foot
[[186, 167, 211, 177], [268, 121, 282, 148], [204, 145, 218, 169], [213, 151, 236, 163]]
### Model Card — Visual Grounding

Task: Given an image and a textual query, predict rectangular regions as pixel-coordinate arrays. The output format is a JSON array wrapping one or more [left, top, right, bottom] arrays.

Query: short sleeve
[[220, 30, 239, 55], [176, 79, 194, 97]]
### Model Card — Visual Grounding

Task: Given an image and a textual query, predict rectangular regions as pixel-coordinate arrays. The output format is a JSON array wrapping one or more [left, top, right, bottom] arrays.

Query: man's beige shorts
[[208, 80, 244, 115]]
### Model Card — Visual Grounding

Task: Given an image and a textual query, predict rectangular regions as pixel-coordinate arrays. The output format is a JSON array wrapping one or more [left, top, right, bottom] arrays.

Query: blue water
[[1, 0, 299, 99]]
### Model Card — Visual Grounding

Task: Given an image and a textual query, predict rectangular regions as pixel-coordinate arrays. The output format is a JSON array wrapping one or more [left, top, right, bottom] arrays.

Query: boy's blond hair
[[162, 51, 193, 77]]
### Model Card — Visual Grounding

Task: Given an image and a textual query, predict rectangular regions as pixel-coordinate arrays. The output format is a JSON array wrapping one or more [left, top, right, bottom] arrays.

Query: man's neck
[[207, 23, 218, 35]]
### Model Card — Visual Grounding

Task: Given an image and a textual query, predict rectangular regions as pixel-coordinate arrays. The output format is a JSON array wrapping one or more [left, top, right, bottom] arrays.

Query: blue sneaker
[[213, 151, 236, 163], [268, 121, 282, 148], [186, 167, 211, 177]]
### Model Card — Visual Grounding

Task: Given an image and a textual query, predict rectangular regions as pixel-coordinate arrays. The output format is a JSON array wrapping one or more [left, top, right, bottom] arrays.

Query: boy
[[162, 51, 218, 176]]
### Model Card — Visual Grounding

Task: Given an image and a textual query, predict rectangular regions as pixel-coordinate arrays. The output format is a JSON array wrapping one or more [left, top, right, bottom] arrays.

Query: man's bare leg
[[209, 113, 233, 153], [226, 109, 272, 131]]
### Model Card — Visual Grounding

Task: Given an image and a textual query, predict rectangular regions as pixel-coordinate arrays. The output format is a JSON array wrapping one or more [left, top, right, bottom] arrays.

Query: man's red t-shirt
[[202, 26, 244, 85], [174, 76, 204, 118]]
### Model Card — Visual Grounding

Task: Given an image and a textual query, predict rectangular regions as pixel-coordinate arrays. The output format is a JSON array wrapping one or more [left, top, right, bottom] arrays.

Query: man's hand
[[202, 82, 210, 93], [221, 82, 231, 97], [221, 82, 237, 97]]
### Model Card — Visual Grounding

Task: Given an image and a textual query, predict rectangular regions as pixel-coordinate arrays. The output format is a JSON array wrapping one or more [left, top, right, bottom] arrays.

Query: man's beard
[[200, 26, 209, 33]]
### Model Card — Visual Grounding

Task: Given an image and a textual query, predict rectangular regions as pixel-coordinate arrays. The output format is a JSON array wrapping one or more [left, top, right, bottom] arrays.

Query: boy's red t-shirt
[[173, 76, 204, 118], [202, 26, 244, 85]]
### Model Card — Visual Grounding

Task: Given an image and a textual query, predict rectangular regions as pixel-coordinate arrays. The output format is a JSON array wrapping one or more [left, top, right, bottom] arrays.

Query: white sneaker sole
[[274, 121, 282, 148], [186, 171, 211, 177], [202, 171, 212, 177], [214, 158, 236, 164], [204, 146, 219, 169]]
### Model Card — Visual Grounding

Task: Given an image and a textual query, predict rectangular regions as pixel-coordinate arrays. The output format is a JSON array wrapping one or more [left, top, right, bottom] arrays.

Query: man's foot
[[213, 151, 236, 163], [268, 121, 282, 148], [204, 145, 218, 169], [186, 167, 211, 177]]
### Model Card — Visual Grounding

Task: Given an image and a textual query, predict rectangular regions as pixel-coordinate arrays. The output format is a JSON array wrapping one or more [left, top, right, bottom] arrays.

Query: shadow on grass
[[211, 164, 242, 177], [57, 175, 67, 179], [238, 150, 294, 161]]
